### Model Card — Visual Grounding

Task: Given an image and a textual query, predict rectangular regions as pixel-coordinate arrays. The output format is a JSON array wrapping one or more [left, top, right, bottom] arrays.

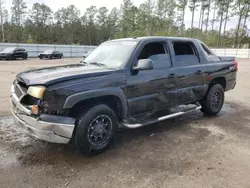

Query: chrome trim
[[10, 84, 76, 144], [122, 106, 202, 129], [11, 85, 31, 115], [16, 82, 26, 95], [11, 109, 70, 144]]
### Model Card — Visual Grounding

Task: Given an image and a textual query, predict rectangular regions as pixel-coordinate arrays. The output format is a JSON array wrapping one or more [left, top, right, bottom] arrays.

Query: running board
[[122, 106, 201, 129]]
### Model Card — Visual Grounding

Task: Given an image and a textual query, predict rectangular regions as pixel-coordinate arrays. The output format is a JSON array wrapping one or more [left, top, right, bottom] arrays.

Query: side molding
[[63, 88, 128, 118]]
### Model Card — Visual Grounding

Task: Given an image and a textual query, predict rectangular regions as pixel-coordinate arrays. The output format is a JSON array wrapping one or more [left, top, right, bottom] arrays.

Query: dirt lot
[[0, 58, 250, 188]]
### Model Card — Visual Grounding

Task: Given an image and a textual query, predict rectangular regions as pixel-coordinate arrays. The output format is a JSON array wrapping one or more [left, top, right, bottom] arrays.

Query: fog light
[[31, 105, 39, 115]]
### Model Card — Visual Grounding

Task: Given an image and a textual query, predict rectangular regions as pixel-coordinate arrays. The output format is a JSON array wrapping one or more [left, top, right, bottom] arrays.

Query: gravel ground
[[0, 58, 250, 188]]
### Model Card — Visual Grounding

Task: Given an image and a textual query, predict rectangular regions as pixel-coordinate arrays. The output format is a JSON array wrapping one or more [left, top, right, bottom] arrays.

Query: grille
[[18, 82, 28, 93], [14, 80, 28, 99], [14, 83, 23, 98]]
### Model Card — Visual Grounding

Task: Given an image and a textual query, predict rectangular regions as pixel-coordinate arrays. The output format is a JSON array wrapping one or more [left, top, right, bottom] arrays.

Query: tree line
[[0, 0, 249, 48]]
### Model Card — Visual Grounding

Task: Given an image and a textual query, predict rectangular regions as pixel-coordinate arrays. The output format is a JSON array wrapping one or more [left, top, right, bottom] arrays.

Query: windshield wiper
[[88, 62, 106, 67]]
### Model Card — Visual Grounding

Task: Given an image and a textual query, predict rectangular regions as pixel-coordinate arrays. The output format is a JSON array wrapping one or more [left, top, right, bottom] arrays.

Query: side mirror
[[133, 59, 154, 71]]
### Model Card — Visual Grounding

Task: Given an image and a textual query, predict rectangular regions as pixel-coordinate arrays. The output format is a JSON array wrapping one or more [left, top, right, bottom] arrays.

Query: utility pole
[[0, 0, 5, 42]]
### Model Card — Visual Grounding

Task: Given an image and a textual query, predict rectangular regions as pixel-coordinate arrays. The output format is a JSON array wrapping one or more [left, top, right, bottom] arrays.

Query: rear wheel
[[200, 84, 224, 116], [74, 104, 118, 155], [7, 55, 15, 60], [22, 54, 27, 59]]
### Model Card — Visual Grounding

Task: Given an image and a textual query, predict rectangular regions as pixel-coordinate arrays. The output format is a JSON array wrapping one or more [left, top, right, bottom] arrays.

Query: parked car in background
[[0, 47, 28, 60], [38, 50, 63, 59]]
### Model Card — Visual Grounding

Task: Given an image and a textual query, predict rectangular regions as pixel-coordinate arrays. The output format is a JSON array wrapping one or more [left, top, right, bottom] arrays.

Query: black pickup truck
[[10, 37, 237, 154]]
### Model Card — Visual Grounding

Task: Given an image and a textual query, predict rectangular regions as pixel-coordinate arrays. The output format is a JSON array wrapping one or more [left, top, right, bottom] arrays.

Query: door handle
[[168, 73, 175, 78]]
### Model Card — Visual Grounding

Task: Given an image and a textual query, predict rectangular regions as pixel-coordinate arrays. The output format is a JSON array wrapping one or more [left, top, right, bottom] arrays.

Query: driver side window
[[138, 42, 171, 68]]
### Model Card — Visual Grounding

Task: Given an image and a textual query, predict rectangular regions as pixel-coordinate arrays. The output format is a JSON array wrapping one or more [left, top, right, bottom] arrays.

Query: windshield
[[44, 50, 54, 53], [2, 47, 15, 53], [84, 41, 138, 68]]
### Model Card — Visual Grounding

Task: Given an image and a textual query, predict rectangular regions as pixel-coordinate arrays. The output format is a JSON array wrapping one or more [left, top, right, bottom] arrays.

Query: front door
[[126, 41, 178, 116]]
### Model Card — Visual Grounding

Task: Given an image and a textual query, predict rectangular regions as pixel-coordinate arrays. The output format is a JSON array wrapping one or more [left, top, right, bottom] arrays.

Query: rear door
[[170, 40, 206, 104], [126, 40, 178, 116]]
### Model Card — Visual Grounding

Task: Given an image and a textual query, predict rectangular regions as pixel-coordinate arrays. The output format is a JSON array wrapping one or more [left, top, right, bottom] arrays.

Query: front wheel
[[74, 104, 118, 155], [200, 84, 224, 116]]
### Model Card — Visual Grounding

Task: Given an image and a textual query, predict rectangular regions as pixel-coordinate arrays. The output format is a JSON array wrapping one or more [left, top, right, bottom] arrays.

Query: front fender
[[63, 88, 128, 117]]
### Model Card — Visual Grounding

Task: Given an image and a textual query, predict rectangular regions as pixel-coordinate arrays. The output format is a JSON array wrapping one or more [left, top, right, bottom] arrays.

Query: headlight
[[27, 86, 46, 99]]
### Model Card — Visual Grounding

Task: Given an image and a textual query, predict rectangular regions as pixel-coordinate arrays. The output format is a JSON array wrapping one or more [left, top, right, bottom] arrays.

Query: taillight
[[234, 59, 238, 71]]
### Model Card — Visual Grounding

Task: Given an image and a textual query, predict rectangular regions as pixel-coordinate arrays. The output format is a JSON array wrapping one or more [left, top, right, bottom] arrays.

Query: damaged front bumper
[[10, 86, 75, 144]]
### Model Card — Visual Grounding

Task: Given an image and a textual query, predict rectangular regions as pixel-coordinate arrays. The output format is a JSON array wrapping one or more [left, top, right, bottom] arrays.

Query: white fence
[[0, 43, 97, 58], [212, 48, 250, 59]]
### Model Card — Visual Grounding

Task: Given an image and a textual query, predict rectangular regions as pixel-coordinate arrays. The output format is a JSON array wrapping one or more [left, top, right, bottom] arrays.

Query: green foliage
[[26, 35, 33, 44], [0, 0, 249, 47]]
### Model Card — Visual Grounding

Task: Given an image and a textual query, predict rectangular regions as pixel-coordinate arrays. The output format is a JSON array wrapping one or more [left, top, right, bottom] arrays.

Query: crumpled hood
[[16, 64, 114, 86]]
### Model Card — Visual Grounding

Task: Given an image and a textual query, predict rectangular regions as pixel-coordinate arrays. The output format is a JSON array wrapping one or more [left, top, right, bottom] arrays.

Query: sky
[[5, 0, 238, 30]]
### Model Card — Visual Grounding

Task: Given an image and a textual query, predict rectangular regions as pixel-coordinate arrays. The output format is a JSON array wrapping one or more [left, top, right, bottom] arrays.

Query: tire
[[49, 55, 52, 59], [74, 104, 118, 155], [23, 54, 27, 59], [9, 55, 15, 60], [201, 84, 224, 116]]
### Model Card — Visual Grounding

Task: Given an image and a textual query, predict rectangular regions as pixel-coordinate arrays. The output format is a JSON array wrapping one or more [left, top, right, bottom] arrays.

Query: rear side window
[[172, 42, 199, 66], [201, 43, 213, 55], [200, 43, 221, 62], [16, 48, 24, 52], [138, 42, 171, 68]]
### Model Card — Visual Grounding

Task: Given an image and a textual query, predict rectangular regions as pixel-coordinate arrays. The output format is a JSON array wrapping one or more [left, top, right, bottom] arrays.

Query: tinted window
[[200, 43, 221, 62], [173, 42, 199, 66], [138, 42, 171, 68], [201, 43, 213, 55], [16, 48, 25, 52]]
